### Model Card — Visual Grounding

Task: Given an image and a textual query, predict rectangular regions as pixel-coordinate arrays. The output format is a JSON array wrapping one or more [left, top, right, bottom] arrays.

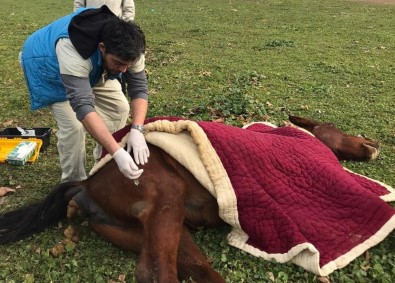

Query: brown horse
[[0, 117, 380, 282], [288, 115, 380, 161], [0, 143, 225, 283]]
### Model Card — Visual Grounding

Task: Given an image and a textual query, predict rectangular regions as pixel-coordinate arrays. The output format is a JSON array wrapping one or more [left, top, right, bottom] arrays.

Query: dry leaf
[[35, 247, 41, 255], [2, 120, 13, 127], [361, 261, 370, 271], [364, 250, 370, 261], [207, 106, 223, 118], [0, 187, 16, 197], [212, 118, 224, 123], [50, 242, 65, 257], [317, 276, 331, 283], [64, 225, 80, 243], [267, 271, 275, 282], [199, 70, 212, 77]]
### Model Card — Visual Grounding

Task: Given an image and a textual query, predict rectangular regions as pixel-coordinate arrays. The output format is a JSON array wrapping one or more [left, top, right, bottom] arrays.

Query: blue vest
[[21, 8, 102, 110]]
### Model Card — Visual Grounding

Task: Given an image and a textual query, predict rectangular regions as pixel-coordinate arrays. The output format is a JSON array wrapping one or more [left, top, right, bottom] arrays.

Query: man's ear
[[99, 42, 105, 53]]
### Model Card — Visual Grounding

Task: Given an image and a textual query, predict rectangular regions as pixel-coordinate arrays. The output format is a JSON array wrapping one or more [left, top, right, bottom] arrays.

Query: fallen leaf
[[199, 70, 212, 77], [50, 242, 65, 257], [361, 261, 370, 271], [364, 250, 370, 261], [35, 247, 41, 255], [0, 187, 16, 197], [267, 271, 275, 282], [2, 120, 13, 127], [262, 114, 270, 121], [317, 276, 331, 283], [212, 118, 224, 123]]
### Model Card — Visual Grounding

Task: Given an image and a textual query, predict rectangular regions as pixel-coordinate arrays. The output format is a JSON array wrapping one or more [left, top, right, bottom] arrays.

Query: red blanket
[[104, 117, 395, 276]]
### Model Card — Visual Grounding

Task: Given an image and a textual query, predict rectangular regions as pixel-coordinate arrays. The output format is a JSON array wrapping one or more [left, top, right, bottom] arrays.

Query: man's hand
[[127, 128, 150, 165], [112, 148, 143, 179]]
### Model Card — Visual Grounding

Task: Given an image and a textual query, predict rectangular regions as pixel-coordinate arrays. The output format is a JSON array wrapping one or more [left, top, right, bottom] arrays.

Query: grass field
[[1, 0, 394, 282]]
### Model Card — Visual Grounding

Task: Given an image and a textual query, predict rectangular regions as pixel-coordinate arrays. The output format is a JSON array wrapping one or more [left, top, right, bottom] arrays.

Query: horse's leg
[[81, 223, 224, 282], [177, 227, 225, 283], [65, 191, 145, 256], [90, 223, 143, 252], [155, 148, 225, 282], [135, 177, 186, 283]]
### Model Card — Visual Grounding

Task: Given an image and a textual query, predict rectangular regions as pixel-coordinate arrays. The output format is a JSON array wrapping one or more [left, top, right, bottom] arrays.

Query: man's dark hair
[[101, 17, 146, 61]]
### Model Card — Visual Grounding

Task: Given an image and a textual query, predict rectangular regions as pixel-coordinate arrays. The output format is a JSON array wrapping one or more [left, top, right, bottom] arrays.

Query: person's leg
[[49, 101, 87, 182], [92, 79, 130, 161]]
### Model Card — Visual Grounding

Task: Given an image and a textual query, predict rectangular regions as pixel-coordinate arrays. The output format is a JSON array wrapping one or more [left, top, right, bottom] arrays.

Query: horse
[[0, 143, 225, 283], [287, 115, 380, 161], [0, 117, 381, 282]]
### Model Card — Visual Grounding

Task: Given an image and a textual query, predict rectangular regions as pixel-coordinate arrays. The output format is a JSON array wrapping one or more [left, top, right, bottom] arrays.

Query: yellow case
[[0, 138, 43, 164]]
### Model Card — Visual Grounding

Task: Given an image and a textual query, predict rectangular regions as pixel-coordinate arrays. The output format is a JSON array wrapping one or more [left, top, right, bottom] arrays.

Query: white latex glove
[[127, 129, 150, 165], [112, 148, 143, 179]]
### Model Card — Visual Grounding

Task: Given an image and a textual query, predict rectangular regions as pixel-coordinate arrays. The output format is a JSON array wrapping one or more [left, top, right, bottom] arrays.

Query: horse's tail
[[0, 181, 84, 244]]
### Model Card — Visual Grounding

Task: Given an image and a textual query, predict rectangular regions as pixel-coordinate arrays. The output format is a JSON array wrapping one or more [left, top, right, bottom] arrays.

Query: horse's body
[[0, 144, 225, 283], [0, 117, 381, 282]]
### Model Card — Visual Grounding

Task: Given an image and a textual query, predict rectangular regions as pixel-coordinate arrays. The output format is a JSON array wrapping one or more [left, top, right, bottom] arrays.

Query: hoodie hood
[[68, 5, 115, 59]]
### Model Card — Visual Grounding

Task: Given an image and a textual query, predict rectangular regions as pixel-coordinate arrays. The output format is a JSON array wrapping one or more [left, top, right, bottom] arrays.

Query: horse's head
[[334, 134, 380, 161], [288, 115, 380, 161]]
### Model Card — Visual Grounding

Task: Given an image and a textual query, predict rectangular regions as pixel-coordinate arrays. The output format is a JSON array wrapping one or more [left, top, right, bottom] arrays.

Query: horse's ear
[[288, 115, 319, 132]]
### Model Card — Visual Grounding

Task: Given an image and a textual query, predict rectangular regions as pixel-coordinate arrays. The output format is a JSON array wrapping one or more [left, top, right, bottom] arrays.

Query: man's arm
[[60, 73, 142, 178], [130, 98, 148, 126], [122, 54, 149, 164], [82, 110, 142, 179], [81, 112, 120, 155], [60, 74, 119, 154], [123, 54, 149, 125]]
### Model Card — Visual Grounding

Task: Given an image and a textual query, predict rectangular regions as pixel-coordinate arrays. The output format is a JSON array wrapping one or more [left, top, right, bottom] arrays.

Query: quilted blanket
[[91, 117, 395, 276]]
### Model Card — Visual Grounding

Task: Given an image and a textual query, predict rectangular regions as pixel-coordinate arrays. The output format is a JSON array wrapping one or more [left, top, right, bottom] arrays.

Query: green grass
[[1, 0, 395, 282]]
